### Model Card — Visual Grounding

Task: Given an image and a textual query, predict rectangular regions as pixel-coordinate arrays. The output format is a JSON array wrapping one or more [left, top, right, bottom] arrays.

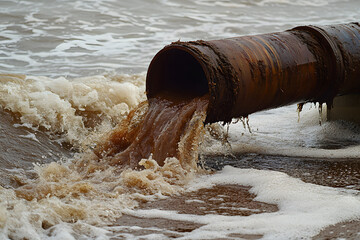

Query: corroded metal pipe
[[146, 23, 360, 123]]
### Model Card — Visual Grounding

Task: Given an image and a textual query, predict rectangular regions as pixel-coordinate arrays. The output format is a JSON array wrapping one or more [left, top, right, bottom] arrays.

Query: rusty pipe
[[146, 23, 360, 123]]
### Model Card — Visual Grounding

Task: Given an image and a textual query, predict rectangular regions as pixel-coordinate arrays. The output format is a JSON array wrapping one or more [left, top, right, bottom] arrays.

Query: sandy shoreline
[[114, 183, 359, 239]]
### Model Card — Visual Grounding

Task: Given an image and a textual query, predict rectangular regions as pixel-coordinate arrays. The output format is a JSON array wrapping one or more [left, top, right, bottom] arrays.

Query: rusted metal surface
[[146, 23, 360, 124]]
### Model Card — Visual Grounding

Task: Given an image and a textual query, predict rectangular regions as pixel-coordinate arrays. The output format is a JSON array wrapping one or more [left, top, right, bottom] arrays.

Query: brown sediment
[[112, 215, 202, 238], [94, 93, 209, 168], [134, 184, 278, 216], [313, 220, 360, 239], [114, 184, 277, 238]]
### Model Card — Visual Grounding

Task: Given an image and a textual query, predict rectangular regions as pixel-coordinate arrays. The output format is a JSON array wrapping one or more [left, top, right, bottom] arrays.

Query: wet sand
[[111, 154, 360, 239], [113, 184, 359, 239], [314, 221, 360, 239], [114, 184, 277, 239]]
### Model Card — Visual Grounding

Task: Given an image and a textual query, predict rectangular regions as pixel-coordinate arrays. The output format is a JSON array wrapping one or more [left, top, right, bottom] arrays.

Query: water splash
[[0, 73, 146, 145]]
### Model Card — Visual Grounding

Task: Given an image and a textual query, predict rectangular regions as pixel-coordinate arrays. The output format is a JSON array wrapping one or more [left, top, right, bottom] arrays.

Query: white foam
[[0, 156, 198, 239], [185, 199, 205, 204], [124, 166, 360, 239], [195, 0, 334, 8], [201, 104, 360, 159], [19, 133, 40, 143], [256, 0, 334, 6], [0, 73, 146, 144], [231, 143, 360, 159]]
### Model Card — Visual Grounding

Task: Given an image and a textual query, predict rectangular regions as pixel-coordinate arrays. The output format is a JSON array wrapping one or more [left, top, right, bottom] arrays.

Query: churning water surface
[[1, 0, 360, 239]]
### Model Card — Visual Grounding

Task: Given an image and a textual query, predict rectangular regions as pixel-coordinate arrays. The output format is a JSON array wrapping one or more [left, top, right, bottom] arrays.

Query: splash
[[0, 73, 211, 239], [94, 94, 209, 169], [1, 73, 360, 239], [0, 156, 200, 239], [0, 73, 146, 145]]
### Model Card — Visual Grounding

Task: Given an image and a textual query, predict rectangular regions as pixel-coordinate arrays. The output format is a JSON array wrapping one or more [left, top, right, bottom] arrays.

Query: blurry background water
[[1, 0, 359, 77], [1, 0, 360, 239]]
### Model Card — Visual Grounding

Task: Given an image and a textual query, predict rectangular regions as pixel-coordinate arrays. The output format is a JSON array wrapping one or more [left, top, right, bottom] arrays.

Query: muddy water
[[0, 74, 212, 239], [94, 94, 209, 168], [13, 93, 209, 204]]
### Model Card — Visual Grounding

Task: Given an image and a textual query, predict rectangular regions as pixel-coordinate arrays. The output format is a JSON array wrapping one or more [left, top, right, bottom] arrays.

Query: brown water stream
[[94, 94, 209, 168]]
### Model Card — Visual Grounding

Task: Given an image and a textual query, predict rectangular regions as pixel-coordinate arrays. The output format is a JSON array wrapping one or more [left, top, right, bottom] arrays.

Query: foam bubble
[[0, 154, 199, 239], [196, 0, 334, 8], [124, 166, 360, 239], [255, 0, 334, 6], [201, 104, 360, 159], [0, 73, 146, 145], [19, 133, 40, 143]]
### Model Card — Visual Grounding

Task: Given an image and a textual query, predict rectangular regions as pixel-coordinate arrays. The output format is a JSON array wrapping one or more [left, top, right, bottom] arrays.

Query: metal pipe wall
[[146, 23, 360, 124]]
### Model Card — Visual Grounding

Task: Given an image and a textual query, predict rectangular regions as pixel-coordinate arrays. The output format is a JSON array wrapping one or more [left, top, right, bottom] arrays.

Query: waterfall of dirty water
[[4, 93, 210, 239], [94, 94, 209, 169]]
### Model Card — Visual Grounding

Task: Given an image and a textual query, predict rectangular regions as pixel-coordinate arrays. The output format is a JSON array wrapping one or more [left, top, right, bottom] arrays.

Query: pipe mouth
[[146, 45, 209, 99]]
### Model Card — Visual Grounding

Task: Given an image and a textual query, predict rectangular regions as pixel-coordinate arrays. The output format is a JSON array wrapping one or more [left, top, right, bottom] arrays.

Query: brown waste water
[[3, 89, 212, 239], [93, 93, 209, 169]]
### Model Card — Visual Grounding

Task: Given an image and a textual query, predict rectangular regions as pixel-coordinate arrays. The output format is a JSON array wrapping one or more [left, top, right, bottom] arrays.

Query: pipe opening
[[146, 46, 209, 98]]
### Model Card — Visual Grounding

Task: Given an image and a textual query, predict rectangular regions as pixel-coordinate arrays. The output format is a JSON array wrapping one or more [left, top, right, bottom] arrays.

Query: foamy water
[[122, 167, 360, 239], [1, 0, 360, 239], [0, 73, 146, 144]]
